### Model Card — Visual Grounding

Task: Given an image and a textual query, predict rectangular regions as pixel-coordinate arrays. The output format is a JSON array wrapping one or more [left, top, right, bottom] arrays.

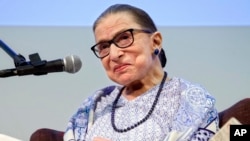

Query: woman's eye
[[98, 43, 110, 50], [117, 33, 130, 41]]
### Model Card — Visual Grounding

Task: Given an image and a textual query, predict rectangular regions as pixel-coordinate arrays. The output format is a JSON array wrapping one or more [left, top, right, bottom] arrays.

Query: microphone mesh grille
[[63, 55, 82, 73]]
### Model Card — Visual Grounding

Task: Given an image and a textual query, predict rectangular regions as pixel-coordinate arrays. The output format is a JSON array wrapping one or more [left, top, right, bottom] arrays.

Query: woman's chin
[[112, 76, 134, 86]]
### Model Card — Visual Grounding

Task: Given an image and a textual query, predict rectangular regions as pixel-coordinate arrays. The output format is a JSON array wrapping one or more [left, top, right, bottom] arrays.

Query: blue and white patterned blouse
[[64, 77, 219, 141]]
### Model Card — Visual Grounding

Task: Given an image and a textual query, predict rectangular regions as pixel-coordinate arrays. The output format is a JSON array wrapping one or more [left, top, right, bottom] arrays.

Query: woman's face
[[94, 12, 161, 85]]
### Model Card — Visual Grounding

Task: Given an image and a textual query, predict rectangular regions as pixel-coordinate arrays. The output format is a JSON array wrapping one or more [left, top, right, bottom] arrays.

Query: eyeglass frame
[[90, 28, 153, 59]]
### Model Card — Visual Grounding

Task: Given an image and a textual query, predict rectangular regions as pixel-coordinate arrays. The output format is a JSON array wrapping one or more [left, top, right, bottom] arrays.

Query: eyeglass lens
[[94, 29, 133, 58]]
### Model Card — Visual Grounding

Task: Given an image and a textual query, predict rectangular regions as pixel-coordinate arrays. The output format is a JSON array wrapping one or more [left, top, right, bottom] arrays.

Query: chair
[[218, 98, 250, 127], [30, 128, 64, 141], [30, 98, 250, 141]]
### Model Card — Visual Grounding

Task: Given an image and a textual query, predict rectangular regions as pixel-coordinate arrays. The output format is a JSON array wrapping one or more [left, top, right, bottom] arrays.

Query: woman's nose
[[109, 44, 124, 60]]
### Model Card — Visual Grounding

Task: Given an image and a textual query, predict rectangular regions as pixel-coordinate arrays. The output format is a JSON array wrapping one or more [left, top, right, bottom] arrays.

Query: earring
[[154, 48, 159, 55]]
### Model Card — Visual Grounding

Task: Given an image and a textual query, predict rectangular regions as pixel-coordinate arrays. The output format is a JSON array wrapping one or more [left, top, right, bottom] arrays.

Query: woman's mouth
[[114, 64, 129, 73]]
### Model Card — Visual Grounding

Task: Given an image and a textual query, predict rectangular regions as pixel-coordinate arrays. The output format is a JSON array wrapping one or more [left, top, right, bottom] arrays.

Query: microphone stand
[[0, 39, 28, 67], [0, 39, 47, 77]]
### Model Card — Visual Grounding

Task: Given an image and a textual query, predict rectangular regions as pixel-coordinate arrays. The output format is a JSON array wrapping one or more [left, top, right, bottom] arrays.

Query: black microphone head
[[63, 55, 82, 73]]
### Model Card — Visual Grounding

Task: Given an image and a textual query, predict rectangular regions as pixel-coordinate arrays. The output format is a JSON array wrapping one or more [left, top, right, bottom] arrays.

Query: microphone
[[0, 55, 82, 77]]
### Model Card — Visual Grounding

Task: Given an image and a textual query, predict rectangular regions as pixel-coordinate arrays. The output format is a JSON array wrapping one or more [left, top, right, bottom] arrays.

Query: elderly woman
[[64, 4, 219, 141]]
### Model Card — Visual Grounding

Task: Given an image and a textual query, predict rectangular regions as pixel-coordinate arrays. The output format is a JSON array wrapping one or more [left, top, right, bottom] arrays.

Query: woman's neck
[[122, 70, 166, 100]]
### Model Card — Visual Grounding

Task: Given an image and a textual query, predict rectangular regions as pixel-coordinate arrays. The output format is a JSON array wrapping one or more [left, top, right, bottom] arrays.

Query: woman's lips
[[114, 64, 129, 72]]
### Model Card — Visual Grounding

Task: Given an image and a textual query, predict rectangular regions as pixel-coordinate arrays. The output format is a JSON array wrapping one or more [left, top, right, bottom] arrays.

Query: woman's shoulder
[[88, 85, 122, 104], [170, 77, 213, 94], [76, 85, 121, 113], [92, 85, 121, 97], [170, 77, 216, 107]]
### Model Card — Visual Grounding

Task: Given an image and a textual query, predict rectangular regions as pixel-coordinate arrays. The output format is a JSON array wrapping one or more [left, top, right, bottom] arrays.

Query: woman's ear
[[151, 31, 162, 49]]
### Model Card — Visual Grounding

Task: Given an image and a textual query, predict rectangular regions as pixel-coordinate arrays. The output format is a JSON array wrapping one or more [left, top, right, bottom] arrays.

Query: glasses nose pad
[[109, 43, 124, 59]]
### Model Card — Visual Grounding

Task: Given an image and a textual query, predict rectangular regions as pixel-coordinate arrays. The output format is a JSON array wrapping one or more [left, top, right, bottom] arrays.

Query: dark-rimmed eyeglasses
[[90, 28, 153, 59]]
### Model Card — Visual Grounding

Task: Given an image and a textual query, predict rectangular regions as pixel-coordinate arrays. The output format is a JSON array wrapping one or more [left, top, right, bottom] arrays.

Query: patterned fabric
[[64, 77, 219, 141], [191, 128, 215, 141]]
